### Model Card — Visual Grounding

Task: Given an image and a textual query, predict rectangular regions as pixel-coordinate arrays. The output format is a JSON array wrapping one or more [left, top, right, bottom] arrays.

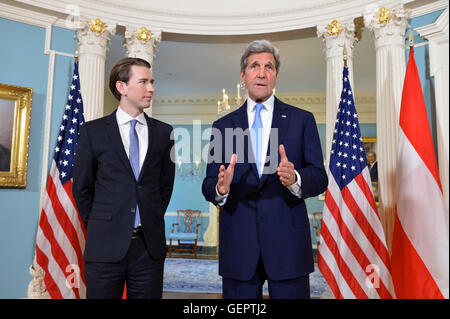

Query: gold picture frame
[[362, 136, 377, 155], [0, 83, 33, 188]]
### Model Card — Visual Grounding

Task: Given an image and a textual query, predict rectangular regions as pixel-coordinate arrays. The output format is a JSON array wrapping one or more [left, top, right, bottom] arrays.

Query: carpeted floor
[[163, 257, 329, 298]]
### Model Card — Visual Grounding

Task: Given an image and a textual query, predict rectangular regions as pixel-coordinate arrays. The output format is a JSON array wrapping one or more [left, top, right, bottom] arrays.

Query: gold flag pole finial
[[408, 28, 414, 48], [343, 45, 348, 67], [75, 49, 79, 65]]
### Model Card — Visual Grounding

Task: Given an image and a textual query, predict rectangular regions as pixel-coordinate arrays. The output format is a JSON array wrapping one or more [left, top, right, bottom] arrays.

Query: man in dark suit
[[73, 57, 175, 299], [202, 40, 328, 299], [367, 151, 378, 182]]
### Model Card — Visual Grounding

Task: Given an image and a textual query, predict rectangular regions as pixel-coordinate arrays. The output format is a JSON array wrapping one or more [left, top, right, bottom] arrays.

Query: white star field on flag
[[329, 67, 367, 189], [54, 63, 85, 184]]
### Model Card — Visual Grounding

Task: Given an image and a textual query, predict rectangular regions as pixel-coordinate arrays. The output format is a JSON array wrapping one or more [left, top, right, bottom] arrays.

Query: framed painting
[[0, 83, 33, 188], [362, 136, 378, 204], [362, 136, 377, 156]]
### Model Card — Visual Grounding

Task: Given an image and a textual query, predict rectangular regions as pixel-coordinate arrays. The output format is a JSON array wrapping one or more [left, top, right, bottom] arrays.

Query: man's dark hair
[[109, 57, 151, 101]]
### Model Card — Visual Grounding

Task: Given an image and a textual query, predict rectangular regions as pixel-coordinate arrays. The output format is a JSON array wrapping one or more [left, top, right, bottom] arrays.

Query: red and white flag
[[318, 66, 394, 299], [391, 48, 449, 299], [34, 62, 87, 298]]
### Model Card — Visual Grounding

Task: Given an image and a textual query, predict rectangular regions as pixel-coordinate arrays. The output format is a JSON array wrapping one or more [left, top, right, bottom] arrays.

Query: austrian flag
[[391, 48, 449, 299]]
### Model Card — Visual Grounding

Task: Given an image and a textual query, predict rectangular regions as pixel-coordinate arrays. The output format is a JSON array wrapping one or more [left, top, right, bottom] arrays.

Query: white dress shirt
[[116, 106, 148, 171], [215, 95, 302, 204]]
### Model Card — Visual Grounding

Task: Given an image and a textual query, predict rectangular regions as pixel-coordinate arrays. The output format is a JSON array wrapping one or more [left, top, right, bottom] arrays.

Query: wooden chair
[[169, 209, 201, 258]]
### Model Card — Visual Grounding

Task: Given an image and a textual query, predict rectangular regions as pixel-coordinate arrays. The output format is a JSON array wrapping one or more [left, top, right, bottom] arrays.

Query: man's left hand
[[277, 144, 296, 187]]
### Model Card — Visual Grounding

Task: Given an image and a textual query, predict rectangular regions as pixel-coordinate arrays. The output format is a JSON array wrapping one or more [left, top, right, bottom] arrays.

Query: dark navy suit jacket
[[73, 110, 175, 262], [202, 97, 328, 281]]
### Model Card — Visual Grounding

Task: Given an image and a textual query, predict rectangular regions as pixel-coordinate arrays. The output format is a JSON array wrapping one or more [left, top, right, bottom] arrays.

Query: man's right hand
[[217, 154, 237, 195]]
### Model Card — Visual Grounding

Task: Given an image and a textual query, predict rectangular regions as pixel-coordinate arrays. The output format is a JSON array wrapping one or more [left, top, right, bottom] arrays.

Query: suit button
[[131, 208, 136, 213], [137, 185, 142, 189]]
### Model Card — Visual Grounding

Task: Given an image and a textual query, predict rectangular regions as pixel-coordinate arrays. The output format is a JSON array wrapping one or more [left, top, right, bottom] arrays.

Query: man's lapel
[[138, 113, 155, 181], [105, 110, 135, 179]]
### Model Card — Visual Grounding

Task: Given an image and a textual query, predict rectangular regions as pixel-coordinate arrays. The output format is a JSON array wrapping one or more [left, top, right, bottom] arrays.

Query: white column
[[364, 6, 409, 252], [76, 18, 116, 121], [416, 8, 449, 214], [203, 203, 219, 247], [124, 26, 161, 117], [317, 20, 359, 167]]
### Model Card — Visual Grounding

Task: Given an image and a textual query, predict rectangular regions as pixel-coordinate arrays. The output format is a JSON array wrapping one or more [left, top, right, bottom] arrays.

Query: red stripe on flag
[[35, 243, 63, 299], [342, 185, 391, 271], [318, 251, 344, 299], [354, 173, 379, 218], [391, 213, 444, 299], [47, 177, 86, 286], [341, 188, 392, 299], [63, 181, 86, 238], [326, 190, 371, 278], [38, 206, 80, 299], [320, 220, 368, 298], [399, 49, 442, 191]]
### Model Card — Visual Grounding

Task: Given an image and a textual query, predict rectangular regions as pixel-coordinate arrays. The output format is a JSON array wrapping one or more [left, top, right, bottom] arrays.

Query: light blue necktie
[[251, 104, 264, 177], [129, 119, 141, 228]]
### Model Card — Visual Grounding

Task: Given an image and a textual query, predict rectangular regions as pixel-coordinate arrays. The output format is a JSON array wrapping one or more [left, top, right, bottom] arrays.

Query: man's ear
[[116, 81, 127, 97]]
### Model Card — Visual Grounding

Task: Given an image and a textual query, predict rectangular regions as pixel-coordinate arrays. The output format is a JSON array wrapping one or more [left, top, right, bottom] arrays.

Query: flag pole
[[343, 45, 348, 67], [408, 28, 414, 49]]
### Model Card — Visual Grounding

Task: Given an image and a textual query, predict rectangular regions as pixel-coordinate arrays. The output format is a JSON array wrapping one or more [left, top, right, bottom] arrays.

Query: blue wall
[[165, 124, 211, 243], [0, 18, 76, 298]]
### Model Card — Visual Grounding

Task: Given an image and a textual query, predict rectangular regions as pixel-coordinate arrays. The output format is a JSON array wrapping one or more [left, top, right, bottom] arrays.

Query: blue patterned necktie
[[251, 104, 264, 177], [129, 119, 141, 227]]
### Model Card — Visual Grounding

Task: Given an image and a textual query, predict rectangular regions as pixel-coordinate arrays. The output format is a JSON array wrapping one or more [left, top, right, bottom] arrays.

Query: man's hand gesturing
[[217, 154, 237, 195], [277, 144, 296, 187]]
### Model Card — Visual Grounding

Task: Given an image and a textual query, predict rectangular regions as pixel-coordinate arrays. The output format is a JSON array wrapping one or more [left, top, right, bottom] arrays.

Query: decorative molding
[[124, 26, 161, 66], [152, 92, 376, 125], [0, 1, 60, 28], [5, 0, 448, 35], [76, 19, 116, 58], [364, 6, 410, 50], [317, 20, 359, 60], [11, 0, 413, 35], [408, 0, 449, 18]]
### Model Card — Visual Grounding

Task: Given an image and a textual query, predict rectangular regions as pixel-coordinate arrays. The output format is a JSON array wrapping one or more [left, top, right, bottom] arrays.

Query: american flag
[[318, 66, 394, 299], [35, 62, 87, 298]]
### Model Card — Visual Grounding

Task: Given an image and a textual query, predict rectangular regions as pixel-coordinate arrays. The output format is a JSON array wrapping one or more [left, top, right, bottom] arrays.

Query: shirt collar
[[246, 95, 274, 113], [116, 105, 147, 126]]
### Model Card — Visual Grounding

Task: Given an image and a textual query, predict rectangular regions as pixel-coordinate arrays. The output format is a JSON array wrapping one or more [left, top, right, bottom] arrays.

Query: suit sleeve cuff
[[287, 170, 302, 198], [215, 184, 229, 206]]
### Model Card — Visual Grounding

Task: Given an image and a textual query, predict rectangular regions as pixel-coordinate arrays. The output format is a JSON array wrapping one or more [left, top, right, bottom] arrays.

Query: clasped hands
[[217, 144, 296, 195]]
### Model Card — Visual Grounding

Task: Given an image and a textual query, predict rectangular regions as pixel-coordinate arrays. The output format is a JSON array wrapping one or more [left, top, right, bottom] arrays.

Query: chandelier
[[217, 82, 246, 116], [217, 83, 276, 116]]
